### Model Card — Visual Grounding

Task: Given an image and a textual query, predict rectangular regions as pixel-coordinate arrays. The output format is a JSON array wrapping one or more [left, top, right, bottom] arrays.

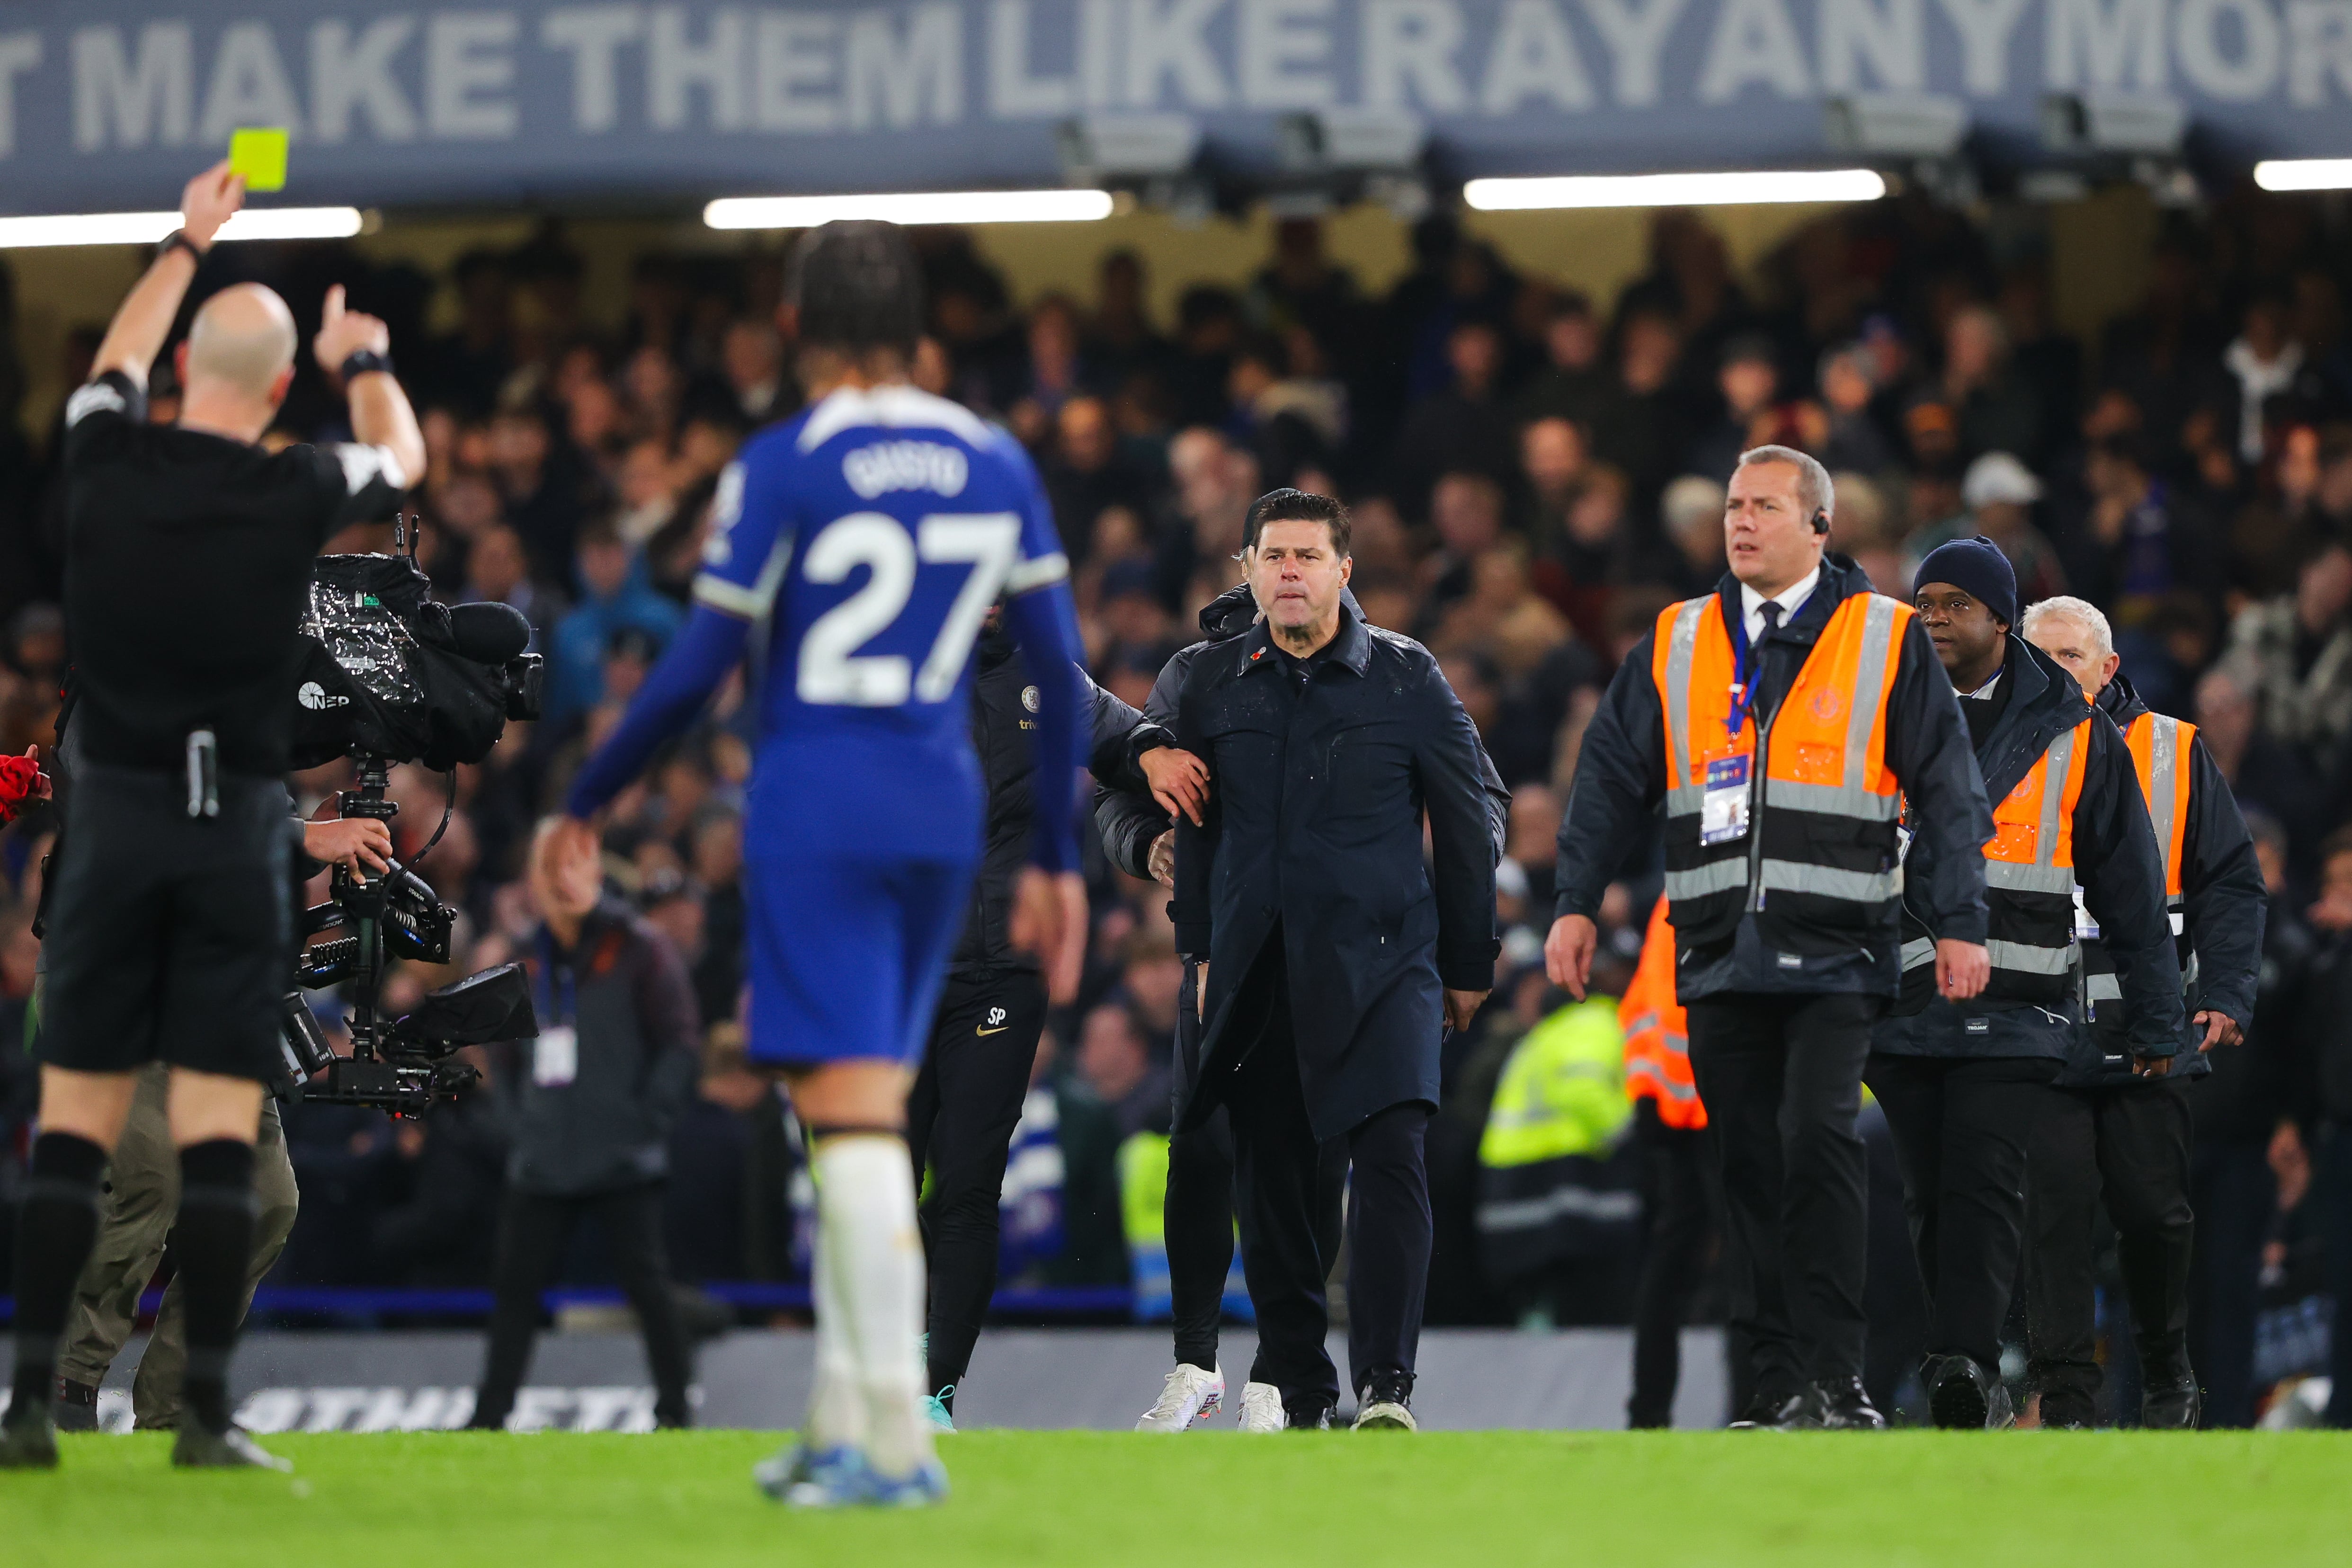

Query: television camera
[[274, 521, 544, 1117]]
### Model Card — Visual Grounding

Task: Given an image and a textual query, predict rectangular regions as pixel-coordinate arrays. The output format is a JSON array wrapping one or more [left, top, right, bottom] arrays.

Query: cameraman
[[1, 162, 422, 1472]]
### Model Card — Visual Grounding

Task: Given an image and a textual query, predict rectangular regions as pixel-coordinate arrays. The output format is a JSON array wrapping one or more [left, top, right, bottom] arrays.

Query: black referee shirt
[[59, 370, 407, 776]]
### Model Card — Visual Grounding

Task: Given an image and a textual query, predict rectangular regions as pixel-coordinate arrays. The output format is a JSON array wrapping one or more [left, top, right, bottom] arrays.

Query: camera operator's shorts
[[38, 763, 296, 1083], [742, 845, 974, 1069]]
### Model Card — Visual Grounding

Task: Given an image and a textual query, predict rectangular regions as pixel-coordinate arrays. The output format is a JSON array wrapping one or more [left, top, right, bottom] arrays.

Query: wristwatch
[[160, 229, 208, 262], [338, 349, 393, 381]]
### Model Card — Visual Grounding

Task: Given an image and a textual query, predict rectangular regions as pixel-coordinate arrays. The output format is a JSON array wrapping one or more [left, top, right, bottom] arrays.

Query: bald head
[[186, 284, 297, 401]]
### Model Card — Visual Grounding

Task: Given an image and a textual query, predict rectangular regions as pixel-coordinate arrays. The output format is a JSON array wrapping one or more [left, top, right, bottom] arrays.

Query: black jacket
[[1171, 601, 1500, 1140], [1096, 584, 1509, 879], [954, 624, 1160, 974], [1879, 637, 2183, 1061], [1553, 555, 1992, 1000], [2064, 674, 2265, 1087], [500, 900, 701, 1195]]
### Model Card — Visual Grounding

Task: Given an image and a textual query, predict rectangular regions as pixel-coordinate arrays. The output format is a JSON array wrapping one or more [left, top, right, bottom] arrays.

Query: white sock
[[813, 1134, 932, 1477], [804, 1187, 865, 1452]]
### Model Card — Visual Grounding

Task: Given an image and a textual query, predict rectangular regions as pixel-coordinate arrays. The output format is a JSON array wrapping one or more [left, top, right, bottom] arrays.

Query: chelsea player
[[549, 222, 1088, 1507]]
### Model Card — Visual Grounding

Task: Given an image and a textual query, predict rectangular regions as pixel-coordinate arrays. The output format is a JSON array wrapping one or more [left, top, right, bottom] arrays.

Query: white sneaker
[[1134, 1363, 1225, 1432], [1236, 1381, 1285, 1434]]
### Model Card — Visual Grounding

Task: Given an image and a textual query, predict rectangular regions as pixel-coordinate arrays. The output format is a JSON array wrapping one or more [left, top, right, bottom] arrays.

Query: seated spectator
[[1517, 415, 1588, 560], [1423, 471, 1508, 620], [1682, 334, 1782, 483], [459, 523, 547, 647], [1225, 331, 1344, 487], [2196, 663, 2333, 883], [1096, 560, 1175, 672], [1435, 540, 1572, 684], [1393, 319, 1518, 516], [717, 317, 791, 428], [1657, 473, 1728, 597], [1904, 453, 2067, 605], [1588, 307, 1692, 506], [1944, 303, 2048, 466], [2224, 291, 2333, 467], [489, 403, 597, 582], [1518, 292, 1610, 432], [2060, 434, 2221, 618], [2224, 540, 2352, 776], [1813, 342, 1899, 476], [1044, 396, 1149, 561], [545, 524, 684, 734], [1073, 1002, 1168, 1141], [1087, 249, 1171, 383]]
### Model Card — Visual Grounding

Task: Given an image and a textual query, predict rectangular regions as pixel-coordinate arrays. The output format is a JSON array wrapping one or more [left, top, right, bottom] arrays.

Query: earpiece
[[1812, 510, 1830, 536]]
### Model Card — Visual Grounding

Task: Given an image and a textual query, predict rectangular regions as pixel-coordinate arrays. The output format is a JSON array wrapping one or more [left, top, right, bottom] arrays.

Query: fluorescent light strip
[[1464, 169, 1888, 211], [2254, 159, 2352, 193], [706, 189, 1115, 230], [0, 206, 364, 249]]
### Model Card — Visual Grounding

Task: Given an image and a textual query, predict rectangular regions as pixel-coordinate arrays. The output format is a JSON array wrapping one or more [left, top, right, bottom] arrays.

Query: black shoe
[[171, 1424, 292, 1471], [1783, 1377, 1887, 1431], [1925, 1355, 2008, 1430], [1283, 1401, 1334, 1431], [52, 1378, 100, 1434], [1353, 1372, 1417, 1431], [1728, 1391, 1803, 1430], [2142, 1377, 2201, 1430], [0, 1406, 59, 1469]]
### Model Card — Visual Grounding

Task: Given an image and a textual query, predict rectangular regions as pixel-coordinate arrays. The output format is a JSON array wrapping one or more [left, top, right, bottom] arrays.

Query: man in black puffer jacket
[[2020, 596, 2263, 1429], [904, 608, 1203, 1430], [1870, 543, 2183, 1431]]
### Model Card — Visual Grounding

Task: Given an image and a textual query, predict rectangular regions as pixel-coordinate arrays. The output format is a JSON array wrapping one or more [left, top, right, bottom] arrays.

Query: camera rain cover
[[290, 555, 518, 770]]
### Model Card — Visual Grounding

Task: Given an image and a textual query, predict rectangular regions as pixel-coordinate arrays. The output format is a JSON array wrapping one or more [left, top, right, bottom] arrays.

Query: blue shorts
[[741, 846, 976, 1069]]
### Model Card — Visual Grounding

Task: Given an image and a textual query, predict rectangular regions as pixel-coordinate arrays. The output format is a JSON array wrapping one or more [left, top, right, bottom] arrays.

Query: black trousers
[[475, 1184, 692, 1427], [905, 967, 1048, 1397], [1868, 1051, 2061, 1374], [1226, 945, 1430, 1411], [1684, 991, 1879, 1400], [2187, 1138, 2272, 1428], [1627, 1101, 1717, 1427], [2024, 1078, 2195, 1423]]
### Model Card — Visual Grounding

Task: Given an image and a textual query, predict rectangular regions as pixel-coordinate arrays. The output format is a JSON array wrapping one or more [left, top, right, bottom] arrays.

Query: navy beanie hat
[[1913, 535, 2017, 629]]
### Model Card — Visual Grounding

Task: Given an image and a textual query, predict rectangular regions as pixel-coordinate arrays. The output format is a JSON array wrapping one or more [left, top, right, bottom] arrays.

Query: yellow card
[[228, 127, 288, 193]]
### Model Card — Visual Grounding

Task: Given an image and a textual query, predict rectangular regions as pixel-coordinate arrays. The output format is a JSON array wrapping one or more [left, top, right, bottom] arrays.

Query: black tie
[[1759, 601, 1783, 640]]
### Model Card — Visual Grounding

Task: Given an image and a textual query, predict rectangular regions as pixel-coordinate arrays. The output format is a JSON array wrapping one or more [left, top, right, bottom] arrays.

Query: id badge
[[2071, 884, 2099, 941], [533, 1025, 579, 1087], [1699, 755, 1752, 846]]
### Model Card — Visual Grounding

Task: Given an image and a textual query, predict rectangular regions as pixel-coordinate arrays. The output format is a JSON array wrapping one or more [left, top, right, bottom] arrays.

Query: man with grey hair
[[3, 161, 420, 1472], [1549, 442, 1992, 1430], [2023, 595, 2264, 1428]]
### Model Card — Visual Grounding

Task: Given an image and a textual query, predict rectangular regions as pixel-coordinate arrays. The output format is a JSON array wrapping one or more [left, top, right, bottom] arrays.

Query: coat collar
[[1239, 597, 1371, 678], [1976, 633, 2093, 795], [2095, 671, 2148, 726], [1711, 551, 1871, 647]]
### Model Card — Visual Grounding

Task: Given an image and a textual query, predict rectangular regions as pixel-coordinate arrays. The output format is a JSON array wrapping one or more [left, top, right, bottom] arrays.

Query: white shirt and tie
[[1739, 564, 1821, 646]]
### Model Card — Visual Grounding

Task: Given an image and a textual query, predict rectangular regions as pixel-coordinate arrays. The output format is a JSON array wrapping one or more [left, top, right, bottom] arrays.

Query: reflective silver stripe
[[1986, 860, 2075, 895], [1901, 938, 1936, 970], [1628, 1063, 1700, 1100], [1764, 779, 1902, 820], [2035, 725, 2076, 868], [2087, 973, 2122, 1002], [1662, 597, 1709, 797], [1758, 860, 1898, 901], [1622, 1010, 1659, 1036], [1987, 939, 2073, 975], [1666, 784, 1706, 818], [1842, 595, 1899, 789], [2184, 952, 2199, 989], [2145, 713, 2180, 886], [1664, 860, 1749, 900]]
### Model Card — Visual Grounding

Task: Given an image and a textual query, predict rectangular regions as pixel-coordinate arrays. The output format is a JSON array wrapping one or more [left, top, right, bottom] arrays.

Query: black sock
[[8, 1132, 109, 1419], [173, 1139, 257, 1434]]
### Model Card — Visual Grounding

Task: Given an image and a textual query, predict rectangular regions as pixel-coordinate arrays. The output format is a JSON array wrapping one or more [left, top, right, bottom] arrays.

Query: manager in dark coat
[[1171, 490, 1499, 1432]]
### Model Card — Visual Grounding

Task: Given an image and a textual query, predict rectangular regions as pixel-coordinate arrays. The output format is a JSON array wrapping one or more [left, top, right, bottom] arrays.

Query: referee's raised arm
[[88, 161, 244, 389]]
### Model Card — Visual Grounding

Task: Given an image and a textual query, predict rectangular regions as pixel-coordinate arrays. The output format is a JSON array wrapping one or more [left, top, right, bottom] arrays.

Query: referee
[[1, 162, 421, 1471]]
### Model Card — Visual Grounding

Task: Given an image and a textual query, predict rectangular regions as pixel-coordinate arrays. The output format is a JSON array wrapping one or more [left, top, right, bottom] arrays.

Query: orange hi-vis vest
[[1620, 894, 1702, 1130], [2082, 710, 2197, 1026], [1902, 712, 2093, 1007], [1650, 589, 1909, 950]]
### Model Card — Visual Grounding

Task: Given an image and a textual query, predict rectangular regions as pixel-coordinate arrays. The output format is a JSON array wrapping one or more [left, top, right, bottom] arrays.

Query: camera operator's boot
[[172, 1422, 291, 1471], [0, 1403, 59, 1469]]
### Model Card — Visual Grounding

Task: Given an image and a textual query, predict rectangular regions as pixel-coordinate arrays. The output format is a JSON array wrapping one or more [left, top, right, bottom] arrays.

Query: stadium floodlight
[[0, 206, 366, 249], [704, 190, 1114, 230], [2040, 93, 2188, 156], [1464, 169, 1887, 211], [2254, 160, 2352, 193], [1824, 94, 1969, 160]]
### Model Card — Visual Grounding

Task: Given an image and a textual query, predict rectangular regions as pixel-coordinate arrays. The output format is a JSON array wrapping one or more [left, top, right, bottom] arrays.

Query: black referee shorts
[[38, 762, 296, 1083]]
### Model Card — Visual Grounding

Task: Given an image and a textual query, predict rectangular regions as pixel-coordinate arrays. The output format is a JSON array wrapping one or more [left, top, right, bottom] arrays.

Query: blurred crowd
[[3, 188, 2352, 1420]]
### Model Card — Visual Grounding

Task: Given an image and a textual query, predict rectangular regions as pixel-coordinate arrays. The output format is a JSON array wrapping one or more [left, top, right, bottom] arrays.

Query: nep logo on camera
[[298, 680, 348, 711]]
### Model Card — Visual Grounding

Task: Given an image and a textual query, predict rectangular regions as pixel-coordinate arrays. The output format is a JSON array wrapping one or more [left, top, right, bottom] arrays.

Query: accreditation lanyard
[[1701, 599, 1765, 848], [1723, 598, 1766, 742], [532, 928, 580, 1088]]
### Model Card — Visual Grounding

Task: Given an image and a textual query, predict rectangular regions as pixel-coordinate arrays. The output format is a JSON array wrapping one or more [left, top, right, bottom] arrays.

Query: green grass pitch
[[6, 1429, 2350, 1566]]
